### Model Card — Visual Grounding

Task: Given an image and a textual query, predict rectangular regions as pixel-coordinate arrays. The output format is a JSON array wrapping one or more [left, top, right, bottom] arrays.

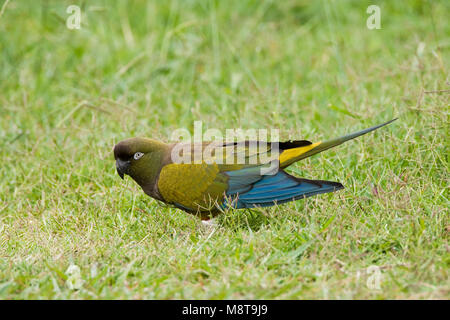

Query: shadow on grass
[[216, 208, 273, 232]]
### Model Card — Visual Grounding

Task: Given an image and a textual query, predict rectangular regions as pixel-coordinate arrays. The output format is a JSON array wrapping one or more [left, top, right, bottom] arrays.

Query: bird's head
[[113, 138, 168, 185]]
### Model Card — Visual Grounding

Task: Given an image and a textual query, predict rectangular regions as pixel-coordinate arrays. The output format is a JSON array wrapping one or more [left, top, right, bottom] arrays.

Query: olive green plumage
[[114, 138, 171, 202], [113, 120, 396, 219]]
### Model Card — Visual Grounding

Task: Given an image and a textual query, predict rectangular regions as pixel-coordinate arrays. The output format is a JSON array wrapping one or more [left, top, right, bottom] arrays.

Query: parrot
[[114, 119, 396, 219]]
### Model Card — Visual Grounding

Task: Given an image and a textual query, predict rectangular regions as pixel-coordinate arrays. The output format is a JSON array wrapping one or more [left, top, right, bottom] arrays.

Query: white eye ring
[[133, 152, 144, 160]]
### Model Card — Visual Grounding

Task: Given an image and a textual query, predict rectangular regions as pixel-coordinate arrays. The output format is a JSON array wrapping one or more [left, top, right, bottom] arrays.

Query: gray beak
[[116, 159, 130, 180]]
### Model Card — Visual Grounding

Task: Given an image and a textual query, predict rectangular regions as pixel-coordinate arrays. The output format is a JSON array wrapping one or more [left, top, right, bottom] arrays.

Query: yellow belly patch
[[158, 162, 224, 210]]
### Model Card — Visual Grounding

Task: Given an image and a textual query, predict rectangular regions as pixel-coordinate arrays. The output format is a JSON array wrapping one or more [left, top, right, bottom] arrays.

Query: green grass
[[0, 0, 448, 299]]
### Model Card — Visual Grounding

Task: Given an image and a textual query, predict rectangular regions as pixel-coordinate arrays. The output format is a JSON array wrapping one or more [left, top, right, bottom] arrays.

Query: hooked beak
[[116, 159, 130, 180]]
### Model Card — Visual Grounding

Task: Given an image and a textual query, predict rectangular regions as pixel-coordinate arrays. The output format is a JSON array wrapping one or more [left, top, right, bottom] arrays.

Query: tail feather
[[279, 119, 397, 168], [230, 171, 343, 209]]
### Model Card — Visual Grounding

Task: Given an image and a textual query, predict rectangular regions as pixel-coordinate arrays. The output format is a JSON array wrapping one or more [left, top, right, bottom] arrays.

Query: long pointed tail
[[279, 119, 397, 168]]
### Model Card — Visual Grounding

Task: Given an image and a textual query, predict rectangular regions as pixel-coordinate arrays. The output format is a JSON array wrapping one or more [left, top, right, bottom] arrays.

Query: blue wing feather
[[223, 170, 343, 209], [225, 166, 265, 194]]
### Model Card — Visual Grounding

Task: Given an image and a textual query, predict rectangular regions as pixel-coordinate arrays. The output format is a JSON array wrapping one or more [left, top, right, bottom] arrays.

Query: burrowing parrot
[[114, 119, 396, 219]]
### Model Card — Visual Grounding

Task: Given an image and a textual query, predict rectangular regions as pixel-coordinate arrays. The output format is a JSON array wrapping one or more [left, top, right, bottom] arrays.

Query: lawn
[[0, 0, 448, 299]]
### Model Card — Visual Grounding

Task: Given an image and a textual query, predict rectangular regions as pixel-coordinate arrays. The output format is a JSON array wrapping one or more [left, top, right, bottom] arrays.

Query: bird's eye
[[133, 152, 144, 160]]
